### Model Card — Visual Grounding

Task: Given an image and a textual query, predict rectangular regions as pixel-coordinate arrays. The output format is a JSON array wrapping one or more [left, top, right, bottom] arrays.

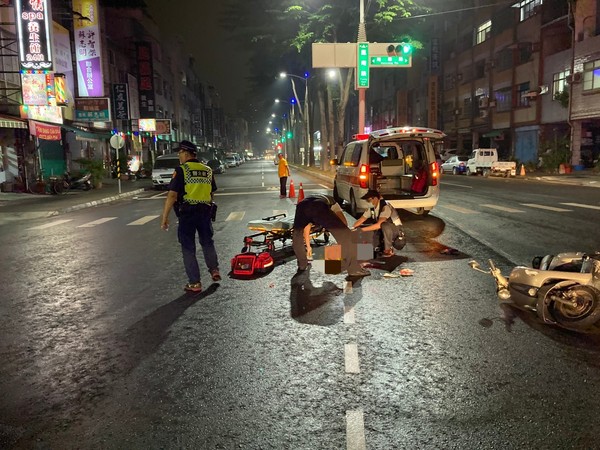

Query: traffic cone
[[297, 182, 305, 203], [288, 179, 296, 198], [520, 164, 526, 176]]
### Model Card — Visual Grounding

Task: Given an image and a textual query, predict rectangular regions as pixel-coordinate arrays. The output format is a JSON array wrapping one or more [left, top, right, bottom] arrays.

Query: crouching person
[[292, 194, 370, 278], [352, 189, 405, 258]]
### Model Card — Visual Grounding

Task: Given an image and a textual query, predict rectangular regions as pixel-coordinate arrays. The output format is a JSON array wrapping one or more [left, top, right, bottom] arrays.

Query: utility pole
[[358, 0, 367, 134]]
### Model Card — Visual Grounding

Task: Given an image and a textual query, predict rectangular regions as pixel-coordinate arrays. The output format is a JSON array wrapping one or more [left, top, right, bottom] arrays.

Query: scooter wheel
[[83, 183, 92, 191], [549, 285, 600, 331]]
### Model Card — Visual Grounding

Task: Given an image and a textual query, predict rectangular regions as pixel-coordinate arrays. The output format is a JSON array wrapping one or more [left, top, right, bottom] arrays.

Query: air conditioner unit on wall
[[567, 73, 582, 84]]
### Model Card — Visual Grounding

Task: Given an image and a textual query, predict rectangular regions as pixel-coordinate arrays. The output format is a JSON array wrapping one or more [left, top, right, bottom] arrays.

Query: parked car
[[152, 154, 180, 189], [441, 156, 469, 174], [331, 126, 445, 216], [207, 159, 226, 174], [224, 156, 237, 168]]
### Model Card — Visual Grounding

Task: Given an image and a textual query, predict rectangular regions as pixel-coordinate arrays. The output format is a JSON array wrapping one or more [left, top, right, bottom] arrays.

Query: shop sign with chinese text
[[75, 97, 111, 121], [14, 0, 53, 70], [72, 0, 104, 97]]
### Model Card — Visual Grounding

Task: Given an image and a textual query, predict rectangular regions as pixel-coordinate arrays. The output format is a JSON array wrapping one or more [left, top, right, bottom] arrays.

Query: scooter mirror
[[468, 260, 481, 270]]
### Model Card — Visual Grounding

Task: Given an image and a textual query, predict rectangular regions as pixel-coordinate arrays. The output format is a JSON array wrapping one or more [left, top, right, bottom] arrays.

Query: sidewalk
[[0, 178, 152, 225]]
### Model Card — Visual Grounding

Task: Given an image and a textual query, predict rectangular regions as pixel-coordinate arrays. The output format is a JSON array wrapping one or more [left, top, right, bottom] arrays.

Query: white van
[[152, 154, 180, 189], [331, 126, 445, 216]]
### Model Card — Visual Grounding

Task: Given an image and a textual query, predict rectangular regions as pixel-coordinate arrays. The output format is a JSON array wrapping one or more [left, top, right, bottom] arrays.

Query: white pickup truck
[[466, 148, 517, 177]]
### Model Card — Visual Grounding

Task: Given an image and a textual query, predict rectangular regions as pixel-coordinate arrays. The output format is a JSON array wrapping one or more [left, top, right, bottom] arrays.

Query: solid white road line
[[480, 204, 525, 213], [561, 202, 600, 211], [77, 217, 117, 228], [346, 409, 367, 450], [440, 204, 479, 214], [345, 343, 360, 374], [225, 211, 245, 221], [127, 215, 159, 226], [440, 182, 473, 188], [28, 219, 73, 230], [521, 203, 572, 212]]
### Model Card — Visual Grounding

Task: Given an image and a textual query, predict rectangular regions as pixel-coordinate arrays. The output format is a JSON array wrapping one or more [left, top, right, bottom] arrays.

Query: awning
[[483, 130, 503, 138], [0, 114, 27, 129], [61, 123, 112, 140]]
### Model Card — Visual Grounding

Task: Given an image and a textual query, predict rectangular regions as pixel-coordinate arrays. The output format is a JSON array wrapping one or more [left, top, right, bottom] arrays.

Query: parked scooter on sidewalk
[[469, 252, 600, 333], [64, 171, 92, 190]]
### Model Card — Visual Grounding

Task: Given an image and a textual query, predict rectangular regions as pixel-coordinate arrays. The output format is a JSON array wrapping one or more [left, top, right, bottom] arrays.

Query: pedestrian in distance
[[275, 153, 290, 198], [160, 140, 221, 293], [292, 194, 370, 278], [351, 189, 405, 258]]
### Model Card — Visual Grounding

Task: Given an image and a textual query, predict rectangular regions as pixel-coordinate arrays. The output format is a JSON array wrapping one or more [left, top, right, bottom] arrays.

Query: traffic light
[[386, 43, 413, 57], [286, 131, 293, 139]]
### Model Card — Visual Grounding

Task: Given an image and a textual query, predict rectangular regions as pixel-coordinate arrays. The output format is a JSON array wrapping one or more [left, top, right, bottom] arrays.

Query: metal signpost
[[110, 133, 125, 194]]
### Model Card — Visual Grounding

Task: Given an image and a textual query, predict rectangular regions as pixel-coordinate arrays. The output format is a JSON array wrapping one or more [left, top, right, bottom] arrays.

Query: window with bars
[[475, 20, 492, 45], [583, 59, 600, 91], [552, 70, 570, 98], [495, 87, 512, 112], [462, 97, 474, 118], [513, 0, 543, 22]]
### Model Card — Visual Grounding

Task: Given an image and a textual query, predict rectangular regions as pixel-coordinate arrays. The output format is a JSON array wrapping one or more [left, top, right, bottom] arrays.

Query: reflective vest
[[181, 161, 212, 205]]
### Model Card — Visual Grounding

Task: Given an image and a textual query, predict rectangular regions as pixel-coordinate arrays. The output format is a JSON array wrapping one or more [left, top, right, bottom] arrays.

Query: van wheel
[[350, 191, 359, 218], [482, 169, 490, 177], [333, 183, 342, 205]]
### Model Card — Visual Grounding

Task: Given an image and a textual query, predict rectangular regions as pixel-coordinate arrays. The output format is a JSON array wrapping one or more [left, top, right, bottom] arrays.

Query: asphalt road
[[1, 160, 600, 449]]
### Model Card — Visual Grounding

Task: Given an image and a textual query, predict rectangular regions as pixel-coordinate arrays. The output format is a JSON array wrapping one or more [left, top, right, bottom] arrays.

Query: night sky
[[144, 0, 250, 115]]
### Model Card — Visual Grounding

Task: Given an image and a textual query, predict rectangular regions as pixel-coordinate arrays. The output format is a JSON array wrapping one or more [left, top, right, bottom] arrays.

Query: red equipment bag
[[231, 251, 274, 278]]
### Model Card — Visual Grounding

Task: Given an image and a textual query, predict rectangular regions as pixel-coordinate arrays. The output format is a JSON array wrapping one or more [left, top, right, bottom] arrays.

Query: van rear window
[[154, 159, 180, 170]]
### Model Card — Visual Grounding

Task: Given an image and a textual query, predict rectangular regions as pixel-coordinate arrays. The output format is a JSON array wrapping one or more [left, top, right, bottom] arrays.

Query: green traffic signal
[[286, 131, 293, 139]]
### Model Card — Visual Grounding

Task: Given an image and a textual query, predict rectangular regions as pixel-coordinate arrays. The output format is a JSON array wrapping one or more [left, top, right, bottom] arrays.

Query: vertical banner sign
[[112, 83, 129, 120], [136, 42, 156, 118], [14, 0, 53, 70], [430, 38, 440, 73], [428, 76, 439, 128], [356, 43, 369, 89], [73, 0, 104, 97]]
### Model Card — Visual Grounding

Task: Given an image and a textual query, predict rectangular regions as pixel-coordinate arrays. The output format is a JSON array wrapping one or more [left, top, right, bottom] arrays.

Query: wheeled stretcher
[[241, 213, 330, 253], [231, 213, 331, 278]]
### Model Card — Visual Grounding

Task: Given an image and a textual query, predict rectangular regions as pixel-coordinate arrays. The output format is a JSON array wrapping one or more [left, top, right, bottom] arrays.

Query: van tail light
[[359, 164, 369, 188], [430, 161, 439, 186]]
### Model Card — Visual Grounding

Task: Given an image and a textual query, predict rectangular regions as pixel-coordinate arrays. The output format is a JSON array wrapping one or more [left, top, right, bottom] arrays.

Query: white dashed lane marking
[[225, 211, 245, 221], [480, 204, 525, 213], [28, 219, 73, 230], [561, 202, 600, 211], [127, 215, 159, 226], [77, 217, 117, 228], [345, 343, 360, 374], [440, 204, 479, 214], [521, 203, 572, 212], [344, 306, 355, 324], [346, 410, 367, 450]]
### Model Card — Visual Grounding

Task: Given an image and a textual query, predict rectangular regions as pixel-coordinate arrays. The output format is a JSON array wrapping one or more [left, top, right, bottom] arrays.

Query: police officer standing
[[160, 140, 221, 293], [292, 194, 370, 278]]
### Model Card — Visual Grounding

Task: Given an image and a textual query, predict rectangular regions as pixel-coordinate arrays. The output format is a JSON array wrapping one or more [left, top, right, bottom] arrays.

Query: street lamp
[[280, 72, 311, 166]]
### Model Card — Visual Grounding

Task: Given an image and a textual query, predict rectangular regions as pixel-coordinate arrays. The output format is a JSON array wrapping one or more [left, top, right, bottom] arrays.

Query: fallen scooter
[[469, 252, 600, 333], [64, 171, 92, 190]]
